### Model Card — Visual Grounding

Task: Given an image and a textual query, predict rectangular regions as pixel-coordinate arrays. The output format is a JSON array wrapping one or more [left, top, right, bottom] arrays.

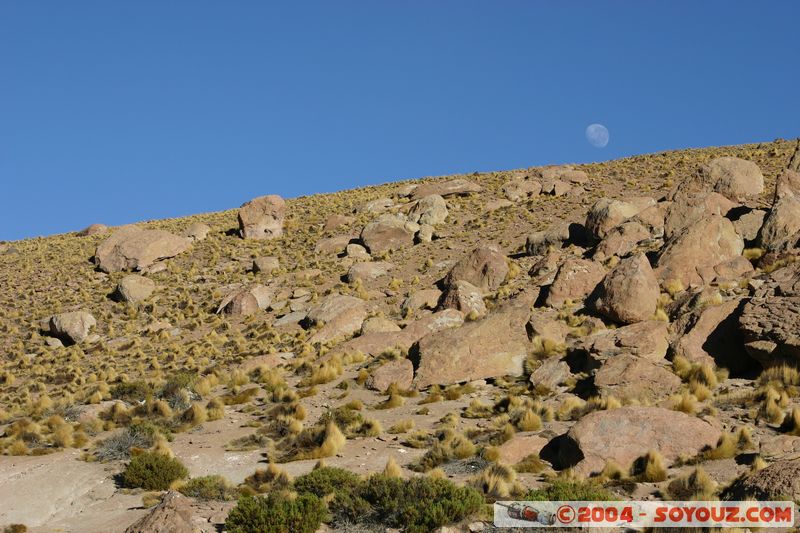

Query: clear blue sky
[[2, 1, 799, 241]]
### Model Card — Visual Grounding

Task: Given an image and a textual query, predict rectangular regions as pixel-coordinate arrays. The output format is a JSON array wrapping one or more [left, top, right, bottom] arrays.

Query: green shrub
[[525, 479, 616, 501], [111, 381, 153, 402], [293, 467, 369, 522], [179, 475, 238, 501], [225, 493, 329, 533], [121, 451, 189, 490]]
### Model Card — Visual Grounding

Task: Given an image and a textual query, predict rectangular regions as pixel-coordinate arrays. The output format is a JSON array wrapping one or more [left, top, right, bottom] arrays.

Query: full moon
[[585, 123, 610, 148]]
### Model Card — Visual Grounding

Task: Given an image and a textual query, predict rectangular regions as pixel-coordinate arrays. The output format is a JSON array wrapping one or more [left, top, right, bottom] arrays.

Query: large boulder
[[43, 311, 97, 345], [182, 222, 211, 242], [409, 178, 482, 200], [115, 274, 156, 303], [407, 195, 448, 226], [401, 289, 441, 314], [442, 244, 508, 293], [669, 157, 764, 203], [238, 194, 285, 240], [346, 261, 394, 283], [525, 223, 571, 256], [438, 280, 486, 318], [585, 197, 655, 242], [360, 215, 416, 254], [759, 169, 800, 254], [592, 221, 652, 262], [656, 215, 744, 287], [305, 295, 367, 344], [545, 258, 606, 308], [124, 491, 195, 533], [739, 262, 800, 366], [593, 254, 659, 324], [94, 226, 191, 273], [573, 320, 669, 362], [411, 297, 533, 388], [555, 406, 720, 475], [315, 235, 354, 254]]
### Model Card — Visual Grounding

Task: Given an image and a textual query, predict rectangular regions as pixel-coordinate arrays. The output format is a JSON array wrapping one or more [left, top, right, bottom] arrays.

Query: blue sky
[[2, 1, 799, 241]]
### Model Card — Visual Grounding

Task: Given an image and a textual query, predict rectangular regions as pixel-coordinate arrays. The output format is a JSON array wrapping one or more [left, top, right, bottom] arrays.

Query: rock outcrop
[[94, 226, 191, 273], [238, 194, 286, 240], [593, 253, 659, 324], [442, 244, 508, 293]]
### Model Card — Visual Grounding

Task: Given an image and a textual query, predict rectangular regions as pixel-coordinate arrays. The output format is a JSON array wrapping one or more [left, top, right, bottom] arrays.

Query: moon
[[585, 123, 610, 148]]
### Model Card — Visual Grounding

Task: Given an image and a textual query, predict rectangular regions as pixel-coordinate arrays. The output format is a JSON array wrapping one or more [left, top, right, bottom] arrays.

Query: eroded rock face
[[238, 194, 286, 240], [305, 294, 367, 344], [409, 178, 482, 200], [44, 311, 97, 345], [407, 195, 448, 226], [593, 254, 659, 324], [671, 297, 748, 369], [555, 406, 720, 475], [360, 215, 416, 254], [545, 258, 605, 308], [115, 274, 156, 303], [593, 355, 681, 403], [656, 215, 743, 287], [411, 296, 533, 388], [124, 491, 196, 533], [443, 244, 508, 294], [574, 320, 669, 361], [94, 226, 191, 273], [740, 262, 800, 366], [663, 192, 736, 240]]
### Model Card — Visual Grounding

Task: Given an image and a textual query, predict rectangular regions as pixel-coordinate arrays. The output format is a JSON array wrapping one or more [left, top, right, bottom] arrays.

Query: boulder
[[365, 358, 414, 391], [527, 312, 572, 345], [407, 195, 448, 226], [656, 215, 744, 287], [593, 355, 681, 402], [631, 203, 667, 238], [593, 254, 659, 324], [585, 197, 655, 242], [360, 215, 416, 254], [503, 179, 542, 202], [739, 262, 800, 366], [124, 491, 196, 533], [439, 280, 486, 318], [409, 178, 483, 200], [346, 243, 370, 258], [525, 223, 571, 256], [115, 274, 156, 303], [411, 297, 533, 388], [759, 169, 800, 254], [77, 223, 109, 236], [183, 222, 210, 242], [723, 458, 800, 501], [252, 256, 280, 273], [94, 226, 191, 273], [545, 258, 605, 308], [701, 156, 764, 202], [540, 178, 571, 197], [356, 198, 393, 214], [592, 221, 651, 261], [713, 256, 754, 283], [540, 166, 589, 184], [346, 261, 393, 283], [663, 192, 736, 239], [556, 406, 720, 475], [415, 224, 434, 243], [496, 433, 549, 465], [44, 311, 96, 345], [442, 244, 508, 293], [238, 194, 286, 240]]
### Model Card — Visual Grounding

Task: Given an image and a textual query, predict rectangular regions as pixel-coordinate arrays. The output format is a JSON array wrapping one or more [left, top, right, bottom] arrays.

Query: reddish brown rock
[[124, 491, 196, 533], [593, 355, 681, 402], [545, 258, 605, 308], [94, 226, 191, 273], [443, 244, 508, 293], [594, 253, 659, 324], [439, 280, 486, 318], [360, 215, 416, 254], [497, 433, 549, 465], [409, 178, 483, 200]]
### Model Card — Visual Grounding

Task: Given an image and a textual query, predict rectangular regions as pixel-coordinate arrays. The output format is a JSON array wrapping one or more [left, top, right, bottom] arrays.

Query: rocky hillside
[[1, 139, 800, 532]]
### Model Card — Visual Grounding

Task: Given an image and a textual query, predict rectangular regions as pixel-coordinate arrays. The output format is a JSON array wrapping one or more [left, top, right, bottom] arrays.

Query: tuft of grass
[[630, 450, 667, 482], [667, 467, 717, 500], [179, 475, 238, 501], [388, 419, 414, 434], [383, 456, 403, 478]]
